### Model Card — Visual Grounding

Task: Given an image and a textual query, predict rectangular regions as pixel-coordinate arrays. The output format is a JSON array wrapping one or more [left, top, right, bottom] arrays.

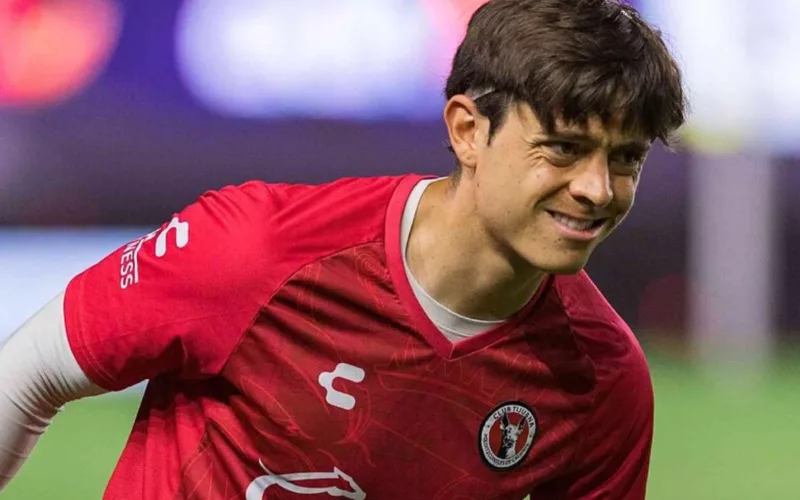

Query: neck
[[406, 178, 546, 321]]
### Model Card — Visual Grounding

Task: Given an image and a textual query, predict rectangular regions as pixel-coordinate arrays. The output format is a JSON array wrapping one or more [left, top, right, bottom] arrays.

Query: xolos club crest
[[478, 401, 537, 470]]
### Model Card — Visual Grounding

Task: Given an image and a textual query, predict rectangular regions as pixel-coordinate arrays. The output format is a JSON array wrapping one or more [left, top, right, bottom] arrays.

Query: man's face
[[470, 102, 651, 274]]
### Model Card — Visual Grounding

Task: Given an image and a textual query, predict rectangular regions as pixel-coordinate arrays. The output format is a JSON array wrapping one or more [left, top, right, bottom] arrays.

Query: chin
[[522, 250, 591, 275], [509, 235, 597, 275], [540, 260, 588, 275]]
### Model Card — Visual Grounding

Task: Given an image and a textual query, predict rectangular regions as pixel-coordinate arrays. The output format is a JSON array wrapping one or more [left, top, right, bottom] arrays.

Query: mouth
[[546, 210, 608, 241]]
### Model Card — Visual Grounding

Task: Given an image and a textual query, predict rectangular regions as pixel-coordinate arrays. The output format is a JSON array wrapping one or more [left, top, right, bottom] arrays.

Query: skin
[[405, 95, 652, 321]]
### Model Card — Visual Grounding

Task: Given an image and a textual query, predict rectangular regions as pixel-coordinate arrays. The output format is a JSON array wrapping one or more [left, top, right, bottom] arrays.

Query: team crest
[[478, 402, 537, 470]]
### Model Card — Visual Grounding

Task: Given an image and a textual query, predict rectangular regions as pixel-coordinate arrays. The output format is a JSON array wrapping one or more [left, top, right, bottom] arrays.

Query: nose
[[568, 155, 613, 208]]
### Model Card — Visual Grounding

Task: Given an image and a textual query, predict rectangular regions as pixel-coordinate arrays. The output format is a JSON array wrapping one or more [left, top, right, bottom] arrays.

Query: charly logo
[[318, 363, 365, 410], [478, 401, 537, 470], [119, 216, 189, 289], [246, 460, 365, 500]]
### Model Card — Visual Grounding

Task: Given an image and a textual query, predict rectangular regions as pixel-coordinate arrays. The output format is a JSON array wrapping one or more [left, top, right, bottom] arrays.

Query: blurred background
[[1, 0, 799, 498]]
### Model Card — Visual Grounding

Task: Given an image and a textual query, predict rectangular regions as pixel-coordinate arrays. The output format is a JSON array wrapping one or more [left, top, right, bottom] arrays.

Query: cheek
[[614, 177, 637, 209], [476, 155, 530, 202], [608, 179, 638, 227]]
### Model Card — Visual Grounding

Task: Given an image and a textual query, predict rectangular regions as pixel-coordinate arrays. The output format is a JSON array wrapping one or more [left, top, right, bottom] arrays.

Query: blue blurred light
[[640, 0, 800, 153], [175, 0, 445, 120]]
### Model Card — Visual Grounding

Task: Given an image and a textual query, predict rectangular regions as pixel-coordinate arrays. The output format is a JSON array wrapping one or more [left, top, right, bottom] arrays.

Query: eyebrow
[[540, 131, 651, 151]]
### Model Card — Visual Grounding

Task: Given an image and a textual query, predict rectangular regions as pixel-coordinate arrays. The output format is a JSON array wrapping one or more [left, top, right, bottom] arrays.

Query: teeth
[[552, 213, 595, 231]]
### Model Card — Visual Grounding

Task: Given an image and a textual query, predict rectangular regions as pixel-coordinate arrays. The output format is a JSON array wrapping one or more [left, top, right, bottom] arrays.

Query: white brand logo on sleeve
[[246, 460, 365, 499], [120, 217, 190, 289], [155, 216, 189, 257], [318, 363, 365, 411]]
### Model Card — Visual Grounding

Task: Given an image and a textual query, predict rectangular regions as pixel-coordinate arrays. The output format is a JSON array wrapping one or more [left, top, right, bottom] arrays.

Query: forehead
[[513, 102, 651, 147]]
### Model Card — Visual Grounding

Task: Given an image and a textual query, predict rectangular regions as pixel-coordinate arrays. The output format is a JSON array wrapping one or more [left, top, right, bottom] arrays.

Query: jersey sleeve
[[64, 182, 276, 391], [565, 352, 654, 499]]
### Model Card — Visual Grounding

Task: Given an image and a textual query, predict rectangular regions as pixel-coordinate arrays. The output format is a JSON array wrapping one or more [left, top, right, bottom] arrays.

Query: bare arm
[[0, 292, 106, 490]]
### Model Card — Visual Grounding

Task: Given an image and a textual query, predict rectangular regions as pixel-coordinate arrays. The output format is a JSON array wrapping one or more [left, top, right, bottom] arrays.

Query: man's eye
[[622, 151, 645, 164], [547, 142, 581, 156], [611, 150, 645, 169]]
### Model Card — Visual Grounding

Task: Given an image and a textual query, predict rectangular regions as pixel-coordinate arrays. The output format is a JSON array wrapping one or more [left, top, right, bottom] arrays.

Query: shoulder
[[189, 174, 412, 252], [550, 272, 655, 497], [264, 174, 421, 261], [174, 175, 424, 293], [553, 272, 653, 462], [151, 174, 420, 283], [552, 271, 651, 388], [265, 175, 410, 209], [195, 174, 408, 219], [266, 175, 412, 232]]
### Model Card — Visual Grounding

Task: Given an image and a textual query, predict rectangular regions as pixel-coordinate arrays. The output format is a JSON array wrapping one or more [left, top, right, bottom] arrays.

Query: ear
[[443, 95, 483, 171]]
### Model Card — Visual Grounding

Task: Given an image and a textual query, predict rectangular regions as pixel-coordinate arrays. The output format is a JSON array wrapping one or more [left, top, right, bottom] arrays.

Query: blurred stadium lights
[[641, 0, 800, 154], [175, 0, 481, 121], [0, 0, 123, 107], [417, 0, 486, 78]]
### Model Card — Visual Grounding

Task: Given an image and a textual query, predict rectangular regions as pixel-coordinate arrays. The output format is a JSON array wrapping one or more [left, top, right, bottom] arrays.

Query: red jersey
[[64, 175, 654, 500]]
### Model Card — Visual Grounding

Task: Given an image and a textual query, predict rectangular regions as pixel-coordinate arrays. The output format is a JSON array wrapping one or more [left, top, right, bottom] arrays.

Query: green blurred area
[[3, 355, 799, 499]]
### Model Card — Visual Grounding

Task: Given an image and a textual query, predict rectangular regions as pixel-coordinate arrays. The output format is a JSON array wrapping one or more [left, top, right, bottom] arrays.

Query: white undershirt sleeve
[[0, 292, 107, 491]]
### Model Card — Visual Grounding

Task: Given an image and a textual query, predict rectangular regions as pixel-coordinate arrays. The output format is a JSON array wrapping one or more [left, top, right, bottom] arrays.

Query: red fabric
[[64, 175, 653, 499]]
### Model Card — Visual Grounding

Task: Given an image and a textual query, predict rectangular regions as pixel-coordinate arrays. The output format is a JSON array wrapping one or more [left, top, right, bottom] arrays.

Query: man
[[0, 0, 686, 498]]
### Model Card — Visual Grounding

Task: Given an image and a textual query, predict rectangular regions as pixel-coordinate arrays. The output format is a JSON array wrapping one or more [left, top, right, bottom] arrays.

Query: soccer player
[[0, 0, 686, 498]]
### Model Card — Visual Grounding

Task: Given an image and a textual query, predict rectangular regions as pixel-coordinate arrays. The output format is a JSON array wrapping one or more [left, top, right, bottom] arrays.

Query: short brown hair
[[445, 0, 686, 147]]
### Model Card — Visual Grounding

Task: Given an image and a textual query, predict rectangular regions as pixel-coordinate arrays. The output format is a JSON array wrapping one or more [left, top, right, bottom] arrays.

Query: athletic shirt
[[2, 175, 655, 499]]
